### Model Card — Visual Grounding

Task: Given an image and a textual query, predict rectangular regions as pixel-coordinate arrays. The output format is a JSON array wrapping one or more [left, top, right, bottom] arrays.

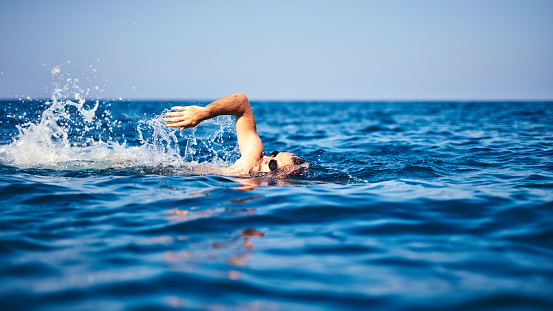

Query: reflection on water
[[231, 177, 293, 191], [166, 190, 266, 282], [228, 195, 265, 204], [163, 227, 264, 280]]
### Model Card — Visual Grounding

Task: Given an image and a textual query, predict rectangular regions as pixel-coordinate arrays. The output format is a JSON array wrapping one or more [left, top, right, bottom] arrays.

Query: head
[[251, 150, 306, 175]]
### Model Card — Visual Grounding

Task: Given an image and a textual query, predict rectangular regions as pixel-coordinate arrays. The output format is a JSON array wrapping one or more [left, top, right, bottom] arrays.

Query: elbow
[[232, 93, 250, 113], [232, 93, 248, 103]]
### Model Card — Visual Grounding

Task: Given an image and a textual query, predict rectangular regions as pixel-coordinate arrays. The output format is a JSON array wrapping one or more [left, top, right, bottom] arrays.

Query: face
[[252, 151, 297, 174]]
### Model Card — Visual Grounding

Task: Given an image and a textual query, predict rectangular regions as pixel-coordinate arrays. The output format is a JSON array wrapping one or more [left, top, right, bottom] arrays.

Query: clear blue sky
[[1, 0, 552, 101]]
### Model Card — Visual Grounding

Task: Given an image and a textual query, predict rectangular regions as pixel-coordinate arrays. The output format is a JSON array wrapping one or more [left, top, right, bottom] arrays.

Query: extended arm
[[164, 93, 264, 167]]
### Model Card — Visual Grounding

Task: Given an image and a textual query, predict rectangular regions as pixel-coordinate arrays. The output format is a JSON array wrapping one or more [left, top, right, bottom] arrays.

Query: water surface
[[1, 88, 552, 310]]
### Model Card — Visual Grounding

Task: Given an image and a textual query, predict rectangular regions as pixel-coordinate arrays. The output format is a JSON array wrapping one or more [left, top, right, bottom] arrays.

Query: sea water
[[1, 69, 553, 310]]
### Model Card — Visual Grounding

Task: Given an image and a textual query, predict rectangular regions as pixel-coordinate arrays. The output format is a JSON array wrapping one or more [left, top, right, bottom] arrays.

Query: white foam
[[0, 65, 236, 173]]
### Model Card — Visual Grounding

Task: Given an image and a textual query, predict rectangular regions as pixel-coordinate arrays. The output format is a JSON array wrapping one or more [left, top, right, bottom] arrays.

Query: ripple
[[2, 100, 553, 310]]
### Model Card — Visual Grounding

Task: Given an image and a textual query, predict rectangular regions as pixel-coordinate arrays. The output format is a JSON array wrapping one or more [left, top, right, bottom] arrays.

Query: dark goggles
[[268, 151, 279, 172]]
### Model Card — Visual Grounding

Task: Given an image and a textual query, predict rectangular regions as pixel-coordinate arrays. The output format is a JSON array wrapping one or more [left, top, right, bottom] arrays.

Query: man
[[164, 93, 304, 176]]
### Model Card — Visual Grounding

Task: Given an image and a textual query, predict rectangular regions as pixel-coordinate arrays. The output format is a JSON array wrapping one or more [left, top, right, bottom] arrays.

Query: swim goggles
[[269, 151, 279, 172]]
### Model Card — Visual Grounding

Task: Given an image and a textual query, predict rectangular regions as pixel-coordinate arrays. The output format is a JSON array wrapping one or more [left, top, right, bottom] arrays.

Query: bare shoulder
[[223, 157, 257, 176]]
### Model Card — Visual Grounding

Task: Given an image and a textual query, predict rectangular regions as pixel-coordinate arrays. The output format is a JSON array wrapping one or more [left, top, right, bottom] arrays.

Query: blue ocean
[[1, 74, 552, 310]]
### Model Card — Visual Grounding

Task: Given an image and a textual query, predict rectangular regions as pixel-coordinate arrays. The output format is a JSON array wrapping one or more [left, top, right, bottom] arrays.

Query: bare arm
[[164, 93, 264, 167]]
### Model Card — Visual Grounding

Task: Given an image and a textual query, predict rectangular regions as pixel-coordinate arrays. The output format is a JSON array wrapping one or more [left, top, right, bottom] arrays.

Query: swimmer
[[163, 93, 305, 176]]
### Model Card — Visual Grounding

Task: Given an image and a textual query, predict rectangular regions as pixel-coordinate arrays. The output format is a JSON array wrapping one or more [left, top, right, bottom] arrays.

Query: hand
[[164, 105, 208, 131]]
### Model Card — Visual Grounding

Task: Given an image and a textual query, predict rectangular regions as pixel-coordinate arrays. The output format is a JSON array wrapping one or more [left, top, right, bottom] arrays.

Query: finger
[[171, 106, 187, 111], [165, 111, 185, 117], [166, 122, 192, 128], [163, 117, 182, 122], [166, 122, 184, 127]]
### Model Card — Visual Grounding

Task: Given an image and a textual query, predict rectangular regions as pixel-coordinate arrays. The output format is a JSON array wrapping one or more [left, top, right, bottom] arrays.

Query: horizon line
[[1, 97, 552, 103]]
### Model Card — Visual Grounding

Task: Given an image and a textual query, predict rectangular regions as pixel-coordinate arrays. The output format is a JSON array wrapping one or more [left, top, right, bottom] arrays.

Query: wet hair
[[292, 156, 306, 166]]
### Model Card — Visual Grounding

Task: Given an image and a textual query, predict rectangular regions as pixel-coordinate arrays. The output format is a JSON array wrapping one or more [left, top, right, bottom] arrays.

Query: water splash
[[136, 112, 184, 167], [0, 64, 237, 173]]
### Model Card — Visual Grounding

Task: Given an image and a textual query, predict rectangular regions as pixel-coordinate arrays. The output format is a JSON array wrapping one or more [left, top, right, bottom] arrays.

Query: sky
[[1, 0, 552, 101]]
